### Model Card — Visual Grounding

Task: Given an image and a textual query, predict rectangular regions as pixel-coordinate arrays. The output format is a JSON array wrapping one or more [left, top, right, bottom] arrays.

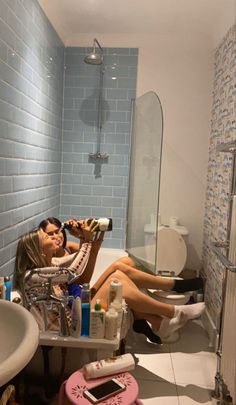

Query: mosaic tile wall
[[61, 47, 138, 248], [202, 25, 236, 327]]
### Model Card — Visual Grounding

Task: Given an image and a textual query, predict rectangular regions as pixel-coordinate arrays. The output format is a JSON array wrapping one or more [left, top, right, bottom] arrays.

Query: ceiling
[[37, 0, 235, 46]]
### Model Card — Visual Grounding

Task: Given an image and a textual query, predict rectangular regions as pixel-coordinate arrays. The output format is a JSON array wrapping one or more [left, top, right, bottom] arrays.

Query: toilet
[[144, 221, 192, 305]]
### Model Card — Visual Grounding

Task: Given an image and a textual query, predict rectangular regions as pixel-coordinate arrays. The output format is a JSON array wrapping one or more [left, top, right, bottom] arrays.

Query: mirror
[[126, 91, 163, 273]]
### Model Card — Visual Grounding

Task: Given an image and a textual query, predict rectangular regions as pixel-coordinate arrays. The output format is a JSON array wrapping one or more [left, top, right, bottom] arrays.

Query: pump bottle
[[70, 297, 82, 337], [90, 299, 105, 339], [105, 307, 118, 340]]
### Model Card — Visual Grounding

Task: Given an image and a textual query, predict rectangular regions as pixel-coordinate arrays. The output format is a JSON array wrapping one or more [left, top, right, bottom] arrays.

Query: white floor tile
[[170, 350, 216, 389], [170, 320, 213, 354], [115, 312, 217, 405], [126, 327, 175, 383], [136, 379, 180, 405], [131, 352, 176, 383]]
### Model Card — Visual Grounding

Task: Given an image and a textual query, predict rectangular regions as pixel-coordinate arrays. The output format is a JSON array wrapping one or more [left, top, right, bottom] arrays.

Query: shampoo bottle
[[89, 299, 105, 339], [81, 283, 91, 336], [110, 299, 123, 331], [70, 297, 82, 337], [83, 353, 135, 379], [104, 307, 118, 340], [108, 279, 123, 305]]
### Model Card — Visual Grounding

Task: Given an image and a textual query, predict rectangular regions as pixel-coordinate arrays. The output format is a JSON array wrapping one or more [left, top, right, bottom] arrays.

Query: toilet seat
[[148, 228, 190, 305], [156, 227, 187, 276]]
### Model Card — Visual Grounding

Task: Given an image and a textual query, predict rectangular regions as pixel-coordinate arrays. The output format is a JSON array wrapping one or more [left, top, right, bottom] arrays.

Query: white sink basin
[[0, 300, 39, 387]]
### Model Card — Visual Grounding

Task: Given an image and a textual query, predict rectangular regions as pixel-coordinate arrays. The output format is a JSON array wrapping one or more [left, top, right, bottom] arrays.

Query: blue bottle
[[81, 283, 91, 336], [4, 276, 12, 301]]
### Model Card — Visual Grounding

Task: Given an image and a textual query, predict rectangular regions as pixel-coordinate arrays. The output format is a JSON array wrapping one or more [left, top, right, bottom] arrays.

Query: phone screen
[[84, 379, 125, 401]]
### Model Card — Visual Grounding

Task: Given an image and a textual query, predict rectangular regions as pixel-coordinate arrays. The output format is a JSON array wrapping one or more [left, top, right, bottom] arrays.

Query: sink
[[0, 300, 39, 387]]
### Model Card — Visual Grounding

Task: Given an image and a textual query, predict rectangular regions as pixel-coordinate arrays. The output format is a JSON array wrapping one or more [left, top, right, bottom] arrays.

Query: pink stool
[[58, 369, 143, 405]]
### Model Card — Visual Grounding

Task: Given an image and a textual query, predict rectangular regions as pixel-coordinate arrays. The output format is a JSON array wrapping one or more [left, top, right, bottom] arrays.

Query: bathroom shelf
[[212, 242, 236, 273], [39, 331, 120, 350]]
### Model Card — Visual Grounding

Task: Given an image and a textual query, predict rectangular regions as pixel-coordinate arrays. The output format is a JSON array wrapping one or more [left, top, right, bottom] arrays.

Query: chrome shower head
[[84, 38, 103, 65]]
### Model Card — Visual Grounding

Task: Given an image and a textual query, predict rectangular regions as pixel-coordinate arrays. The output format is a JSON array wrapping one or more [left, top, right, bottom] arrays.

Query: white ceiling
[[37, 0, 235, 46]]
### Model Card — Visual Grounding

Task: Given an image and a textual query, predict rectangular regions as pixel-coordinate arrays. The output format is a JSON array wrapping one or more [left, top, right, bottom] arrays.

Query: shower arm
[[93, 38, 103, 52]]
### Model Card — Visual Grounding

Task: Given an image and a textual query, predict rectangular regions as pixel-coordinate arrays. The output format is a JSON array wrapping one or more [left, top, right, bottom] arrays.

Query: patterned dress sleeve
[[66, 242, 92, 276], [50, 242, 92, 282]]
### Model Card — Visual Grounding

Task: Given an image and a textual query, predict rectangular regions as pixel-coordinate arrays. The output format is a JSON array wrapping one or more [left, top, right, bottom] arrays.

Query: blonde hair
[[14, 229, 48, 290]]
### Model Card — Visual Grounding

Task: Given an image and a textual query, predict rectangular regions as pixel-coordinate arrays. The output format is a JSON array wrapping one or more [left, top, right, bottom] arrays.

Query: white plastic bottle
[[108, 279, 123, 305], [70, 297, 82, 337], [120, 299, 130, 339], [105, 307, 118, 340], [110, 299, 123, 331], [89, 299, 105, 339], [83, 353, 135, 379]]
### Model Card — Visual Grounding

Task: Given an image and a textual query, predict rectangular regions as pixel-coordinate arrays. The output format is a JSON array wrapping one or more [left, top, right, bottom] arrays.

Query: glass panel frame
[[126, 91, 163, 274]]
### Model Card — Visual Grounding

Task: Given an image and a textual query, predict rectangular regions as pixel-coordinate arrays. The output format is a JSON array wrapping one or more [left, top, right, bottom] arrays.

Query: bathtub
[[91, 248, 128, 285], [127, 244, 156, 273]]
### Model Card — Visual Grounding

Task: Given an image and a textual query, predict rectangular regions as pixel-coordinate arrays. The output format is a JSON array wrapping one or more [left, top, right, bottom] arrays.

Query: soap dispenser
[[90, 299, 105, 339]]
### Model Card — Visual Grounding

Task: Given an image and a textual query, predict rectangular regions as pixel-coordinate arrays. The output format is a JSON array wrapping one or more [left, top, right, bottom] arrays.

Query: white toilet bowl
[[146, 226, 192, 305]]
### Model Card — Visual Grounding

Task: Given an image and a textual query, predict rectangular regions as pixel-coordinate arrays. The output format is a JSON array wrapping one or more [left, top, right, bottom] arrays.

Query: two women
[[14, 218, 205, 341]]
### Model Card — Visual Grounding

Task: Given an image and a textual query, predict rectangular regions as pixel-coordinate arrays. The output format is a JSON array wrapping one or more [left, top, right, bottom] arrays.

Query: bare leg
[[92, 270, 205, 338], [112, 261, 175, 290], [92, 270, 175, 318], [118, 256, 136, 267], [111, 257, 203, 294], [133, 311, 163, 331], [92, 258, 174, 293]]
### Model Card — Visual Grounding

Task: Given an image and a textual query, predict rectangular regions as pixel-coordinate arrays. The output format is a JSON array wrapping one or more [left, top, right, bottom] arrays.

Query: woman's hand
[[80, 219, 99, 242], [64, 219, 82, 239], [65, 218, 99, 242], [91, 230, 104, 251]]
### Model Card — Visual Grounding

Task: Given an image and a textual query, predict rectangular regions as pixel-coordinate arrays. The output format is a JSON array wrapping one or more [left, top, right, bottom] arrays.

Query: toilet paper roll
[[169, 216, 178, 228]]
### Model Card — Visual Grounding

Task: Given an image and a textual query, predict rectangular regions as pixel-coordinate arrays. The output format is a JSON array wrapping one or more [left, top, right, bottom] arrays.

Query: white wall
[[136, 34, 214, 269]]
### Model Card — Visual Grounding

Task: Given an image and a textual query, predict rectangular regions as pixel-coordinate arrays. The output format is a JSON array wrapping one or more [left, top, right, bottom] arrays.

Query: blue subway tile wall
[[61, 47, 138, 248], [0, 0, 64, 276]]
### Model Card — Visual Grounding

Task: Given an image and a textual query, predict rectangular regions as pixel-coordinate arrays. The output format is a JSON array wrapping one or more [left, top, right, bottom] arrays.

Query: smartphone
[[83, 378, 126, 403]]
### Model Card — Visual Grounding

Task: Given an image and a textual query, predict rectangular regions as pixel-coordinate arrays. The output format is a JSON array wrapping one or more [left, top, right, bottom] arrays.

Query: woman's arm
[[67, 242, 92, 277], [63, 220, 101, 283], [77, 231, 104, 285]]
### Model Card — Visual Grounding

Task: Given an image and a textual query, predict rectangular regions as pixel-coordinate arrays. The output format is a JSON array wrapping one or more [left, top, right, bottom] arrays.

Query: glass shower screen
[[126, 91, 163, 273]]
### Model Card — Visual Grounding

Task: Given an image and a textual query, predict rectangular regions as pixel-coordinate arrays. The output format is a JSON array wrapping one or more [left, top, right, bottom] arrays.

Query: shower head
[[84, 38, 103, 65]]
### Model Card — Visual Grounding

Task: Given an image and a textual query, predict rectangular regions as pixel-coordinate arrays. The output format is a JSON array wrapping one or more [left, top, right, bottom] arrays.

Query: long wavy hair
[[39, 217, 67, 249], [14, 229, 48, 290]]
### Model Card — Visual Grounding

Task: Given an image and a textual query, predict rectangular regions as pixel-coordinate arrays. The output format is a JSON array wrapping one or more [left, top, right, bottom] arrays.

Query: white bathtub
[[91, 248, 128, 285], [128, 245, 155, 273], [91, 246, 155, 276]]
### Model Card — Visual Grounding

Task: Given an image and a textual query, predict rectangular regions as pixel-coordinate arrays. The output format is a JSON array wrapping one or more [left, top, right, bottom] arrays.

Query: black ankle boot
[[133, 319, 162, 344], [172, 277, 204, 293]]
